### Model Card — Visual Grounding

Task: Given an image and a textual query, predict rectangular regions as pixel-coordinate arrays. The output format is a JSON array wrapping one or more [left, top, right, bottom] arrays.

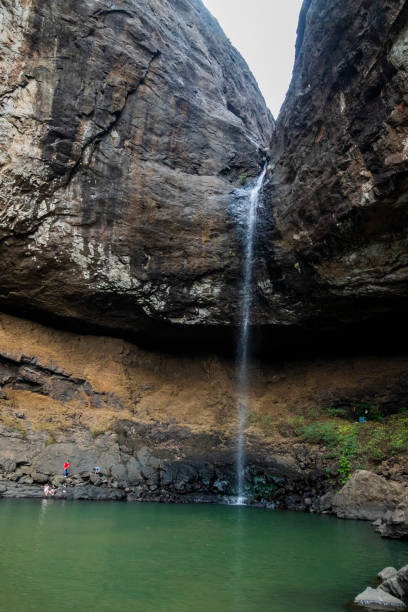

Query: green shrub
[[321, 400, 382, 421], [276, 415, 305, 438], [338, 453, 352, 485], [337, 424, 358, 456], [326, 407, 348, 418], [300, 421, 340, 447], [289, 406, 408, 482]]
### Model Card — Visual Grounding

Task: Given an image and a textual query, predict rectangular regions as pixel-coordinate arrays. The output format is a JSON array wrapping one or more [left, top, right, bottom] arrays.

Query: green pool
[[0, 499, 407, 611]]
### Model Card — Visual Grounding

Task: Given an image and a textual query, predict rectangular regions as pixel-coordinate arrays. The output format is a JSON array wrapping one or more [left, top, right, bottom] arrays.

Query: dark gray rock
[[380, 565, 408, 601], [31, 472, 48, 484], [375, 503, 408, 539], [318, 491, 335, 513], [379, 577, 405, 601], [71, 486, 125, 501], [0, 481, 43, 498], [0, 458, 16, 473], [261, 0, 408, 342]]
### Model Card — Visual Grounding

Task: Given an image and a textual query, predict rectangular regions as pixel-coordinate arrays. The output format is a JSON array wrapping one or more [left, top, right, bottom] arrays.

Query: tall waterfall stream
[[235, 166, 267, 503]]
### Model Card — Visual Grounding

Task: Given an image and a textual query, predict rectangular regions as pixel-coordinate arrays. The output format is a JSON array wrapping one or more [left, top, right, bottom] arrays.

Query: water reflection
[[232, 506, 245, 611], [38, 498, 50, 527]]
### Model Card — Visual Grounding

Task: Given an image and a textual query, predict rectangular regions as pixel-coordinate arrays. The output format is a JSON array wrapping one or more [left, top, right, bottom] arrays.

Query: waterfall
[[235, 165, 267, 504]]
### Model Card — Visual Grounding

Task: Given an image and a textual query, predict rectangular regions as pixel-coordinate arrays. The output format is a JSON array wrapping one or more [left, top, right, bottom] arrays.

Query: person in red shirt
[[63, 461, 70, 477]]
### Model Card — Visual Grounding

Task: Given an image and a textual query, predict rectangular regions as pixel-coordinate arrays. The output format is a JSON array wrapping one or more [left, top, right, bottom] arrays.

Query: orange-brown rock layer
[[0, 312, 407, 504]]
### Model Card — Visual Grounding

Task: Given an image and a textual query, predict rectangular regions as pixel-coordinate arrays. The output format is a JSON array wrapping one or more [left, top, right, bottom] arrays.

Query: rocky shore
[[355, 565, 408, 609], [2, 412, 408, 544]]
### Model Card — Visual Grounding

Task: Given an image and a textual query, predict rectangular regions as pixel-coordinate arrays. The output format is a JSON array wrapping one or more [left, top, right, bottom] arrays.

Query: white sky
[[202, 0, 304, 118]]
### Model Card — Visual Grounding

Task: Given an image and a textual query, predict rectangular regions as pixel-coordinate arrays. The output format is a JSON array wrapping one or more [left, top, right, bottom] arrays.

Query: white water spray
[[235, 165, 267, 505]]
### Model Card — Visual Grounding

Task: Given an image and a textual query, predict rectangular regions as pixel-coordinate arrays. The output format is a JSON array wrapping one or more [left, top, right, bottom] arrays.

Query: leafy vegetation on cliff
[[248, 398, 408, 486], [284, 410, 408, 480]]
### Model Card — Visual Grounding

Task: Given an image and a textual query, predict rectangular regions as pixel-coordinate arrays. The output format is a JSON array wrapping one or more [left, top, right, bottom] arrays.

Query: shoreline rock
[[354, 586, 405, 609], [355, 565, 408, 609], [332, 470, 403, 522], [375, 503, 408, 540]]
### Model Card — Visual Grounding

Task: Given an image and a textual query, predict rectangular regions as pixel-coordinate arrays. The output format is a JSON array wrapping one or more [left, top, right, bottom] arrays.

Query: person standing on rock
[[63, 461, 70, 477]]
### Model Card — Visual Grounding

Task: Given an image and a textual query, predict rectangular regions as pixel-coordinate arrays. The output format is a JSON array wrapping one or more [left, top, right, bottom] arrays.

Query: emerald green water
[[1, 500, 407, 612]]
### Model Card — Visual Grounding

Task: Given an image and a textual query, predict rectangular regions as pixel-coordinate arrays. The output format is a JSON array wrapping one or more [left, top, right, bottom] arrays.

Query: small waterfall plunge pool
[[1, 499, 407, 611]]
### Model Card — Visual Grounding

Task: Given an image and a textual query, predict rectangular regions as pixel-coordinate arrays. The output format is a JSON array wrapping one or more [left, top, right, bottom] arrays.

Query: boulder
[[126, 457, 143, 485], [0, 458, 16, 474], [378, 568, 398, 582], [379, 577, 405, 601], [375, 503, 408, 539], [317, 491, 335, 513], [380, 565, 408, 601], [89, 474, 102, 486], [332, 471, 402, 521], [396, 566, 408, 596], [354, 586, 405, 609], [31, 472, 48, 484]]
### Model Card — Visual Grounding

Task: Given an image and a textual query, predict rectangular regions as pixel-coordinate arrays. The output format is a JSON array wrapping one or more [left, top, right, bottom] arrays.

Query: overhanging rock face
[[0, 0, 273, 337], [1, 0, 408, 346]]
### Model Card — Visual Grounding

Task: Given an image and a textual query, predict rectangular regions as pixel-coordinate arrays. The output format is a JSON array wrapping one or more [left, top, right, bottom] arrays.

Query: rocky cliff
[[2, 0, 408, 350], [259, 0, 408, 340], [0, 312, 407, 508], [0, 0, 272, 341]]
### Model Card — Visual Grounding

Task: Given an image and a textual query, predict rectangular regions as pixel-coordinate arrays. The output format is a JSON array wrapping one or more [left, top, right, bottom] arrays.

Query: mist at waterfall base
[[234, 167, 267, 504]]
